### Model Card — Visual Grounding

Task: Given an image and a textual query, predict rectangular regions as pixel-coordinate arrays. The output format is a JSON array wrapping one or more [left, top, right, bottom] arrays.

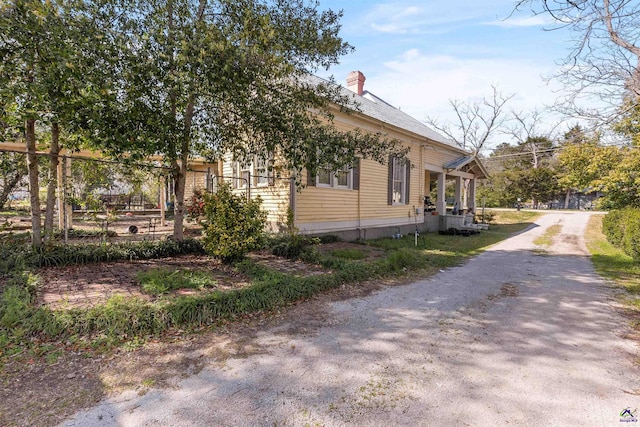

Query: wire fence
[[1, 147, 296, 244]]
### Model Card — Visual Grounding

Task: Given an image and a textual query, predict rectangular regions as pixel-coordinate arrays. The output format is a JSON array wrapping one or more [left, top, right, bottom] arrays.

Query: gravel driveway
[[61, 211, 640, 426]]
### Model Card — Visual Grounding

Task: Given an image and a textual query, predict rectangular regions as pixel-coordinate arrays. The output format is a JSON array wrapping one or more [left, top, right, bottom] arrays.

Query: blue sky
[[316, 0, 571, 144]]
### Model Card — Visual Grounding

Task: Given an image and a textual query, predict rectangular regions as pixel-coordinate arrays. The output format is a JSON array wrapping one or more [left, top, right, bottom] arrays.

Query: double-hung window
[[388, 156, 410, 205], [236, 162, 251, 189], [335, 164, 351, 188], [254, 156, 269, 187], [316, 164, 333, 186], [232, 155, 273, 189]]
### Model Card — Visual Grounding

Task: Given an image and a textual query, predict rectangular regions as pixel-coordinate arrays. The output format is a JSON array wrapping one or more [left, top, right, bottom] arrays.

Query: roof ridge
[[301, 74, 464, 151]]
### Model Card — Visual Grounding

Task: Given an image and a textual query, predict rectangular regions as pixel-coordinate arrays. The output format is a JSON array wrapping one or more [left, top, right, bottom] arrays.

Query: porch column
[[454, 176, 463, 210], [160, 175, 166, 227], [57, 157, 64, 230], [436, 173, 446, 214], [64, 156, 73, 230], [468, 178, 477, 210]]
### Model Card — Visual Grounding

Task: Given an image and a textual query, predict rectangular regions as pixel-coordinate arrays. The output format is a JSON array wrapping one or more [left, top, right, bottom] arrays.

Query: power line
[[481, 147, 561, 161], [481, 142, 640, 162]]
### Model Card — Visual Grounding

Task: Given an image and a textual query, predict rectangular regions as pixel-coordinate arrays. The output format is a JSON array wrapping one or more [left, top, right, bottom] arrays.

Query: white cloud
[[360, 49, 566, 143], [365, 4, 427, 34], [483, 15, 551, 28]]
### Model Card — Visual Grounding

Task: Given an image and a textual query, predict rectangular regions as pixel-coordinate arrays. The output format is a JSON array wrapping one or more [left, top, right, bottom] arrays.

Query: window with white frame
[[240, 163, 250, 187], [232, 155, 273, 189], [316, 164, 332, 186], [232, 161, 251, 189], [254, 156, 269, 187], [390, 156, 409, 205], [316, 164, 353, 189], [335, 164, 351, 188]]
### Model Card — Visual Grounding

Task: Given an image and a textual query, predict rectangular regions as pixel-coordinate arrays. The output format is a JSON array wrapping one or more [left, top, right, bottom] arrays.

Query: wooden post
[[160, 175, 166, 227], [65, 156, 73, 230], [468, 179, 477, 210], [454, 176, 463, 212], [436, 173, 446, 215], [57, 155, 64, 230]]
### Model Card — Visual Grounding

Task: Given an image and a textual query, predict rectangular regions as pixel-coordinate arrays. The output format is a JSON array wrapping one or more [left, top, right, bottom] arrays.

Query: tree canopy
[[1, 0, 407, 243]]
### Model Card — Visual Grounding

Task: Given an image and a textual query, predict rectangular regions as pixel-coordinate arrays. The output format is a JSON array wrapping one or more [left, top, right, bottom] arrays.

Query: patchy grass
[[0, 212, 538, 375], [534, 224, 562, 246], [370, 210, 541, 259], [488, 209, 540, 225], [330, 248, 367, 260], [0, 210, 24, 218], [137, 268, 217, 296], [585, 214, 640, 326]]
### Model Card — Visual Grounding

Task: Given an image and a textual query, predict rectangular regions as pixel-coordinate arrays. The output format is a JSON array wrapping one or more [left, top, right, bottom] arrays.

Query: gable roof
[[445, 155, 489, 180], [304, 74, 464, 152]]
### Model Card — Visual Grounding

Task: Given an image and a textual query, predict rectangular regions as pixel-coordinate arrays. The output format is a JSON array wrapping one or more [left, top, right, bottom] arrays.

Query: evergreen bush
[[602, 208, 640, 262], [602, 209, 625, 247], [201, 183, 267, 263]]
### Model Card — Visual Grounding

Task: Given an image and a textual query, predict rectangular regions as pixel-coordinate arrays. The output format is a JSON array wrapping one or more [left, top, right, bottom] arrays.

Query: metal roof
[[303, 75, 464, 151]]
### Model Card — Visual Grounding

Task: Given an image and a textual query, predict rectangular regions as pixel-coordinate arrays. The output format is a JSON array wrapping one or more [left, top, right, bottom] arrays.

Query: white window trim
[[316, 167, 353, 189], [392, 157, 406, 205], [316, 165, 333, 187], [254, 156, 269, 188], [233, 155, 273, 189], [238, 162, 251, 189], [335, 165, 352, 189]]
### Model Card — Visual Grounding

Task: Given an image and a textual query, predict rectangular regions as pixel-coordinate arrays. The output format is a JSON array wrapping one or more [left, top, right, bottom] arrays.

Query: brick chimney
[[346, 71, 366, 96]]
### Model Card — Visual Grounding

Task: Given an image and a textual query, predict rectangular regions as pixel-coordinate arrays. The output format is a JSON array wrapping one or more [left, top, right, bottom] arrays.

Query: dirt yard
[[0, 241, 401, 427], [34, 242, 384, 310]]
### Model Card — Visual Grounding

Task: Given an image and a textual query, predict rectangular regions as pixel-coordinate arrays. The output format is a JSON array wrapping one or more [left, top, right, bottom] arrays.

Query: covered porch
[[423, 156, 488, 233]]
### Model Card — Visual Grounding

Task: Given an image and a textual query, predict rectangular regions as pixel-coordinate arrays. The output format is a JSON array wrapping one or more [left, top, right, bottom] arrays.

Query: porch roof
[[444, 156, 489, 180]]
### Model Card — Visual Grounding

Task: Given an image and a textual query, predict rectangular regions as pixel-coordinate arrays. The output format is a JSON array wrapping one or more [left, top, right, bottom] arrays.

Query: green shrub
[[317, 234, 341, 244], [268, 208, 320, 260], [602, 208, 640, 262], [602, 209, 626, 247], [382, 248, 429, 271], [623, 211, 640, 262], [0, 238, 204, 274], [270, 237, 321, 260], [479, 211, 495, 224], [201, 183, 267, 263]]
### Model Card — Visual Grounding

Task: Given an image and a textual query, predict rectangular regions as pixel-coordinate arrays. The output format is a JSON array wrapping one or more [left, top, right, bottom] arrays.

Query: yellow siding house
[[218, 71, 488, 240]]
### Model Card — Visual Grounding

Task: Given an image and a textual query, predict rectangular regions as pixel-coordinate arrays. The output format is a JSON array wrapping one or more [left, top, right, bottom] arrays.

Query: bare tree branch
[[425, 86, 514, 154], [514, 0, 640, 123], [506, 110, 561, 168]]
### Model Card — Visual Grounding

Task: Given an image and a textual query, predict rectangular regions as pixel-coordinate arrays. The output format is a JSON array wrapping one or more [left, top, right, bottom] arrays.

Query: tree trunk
[[171, 101, 195, 241], [0, 162, 26, 210], [25, 118, 42, 247], [44, 121, 60, 241], [172, 161, 186, 241], [531, 142, 539, 169], [563, 188, 571, 209]]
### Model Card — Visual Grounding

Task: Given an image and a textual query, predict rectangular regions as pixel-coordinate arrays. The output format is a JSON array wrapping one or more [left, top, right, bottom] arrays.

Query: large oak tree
[[98, 0, 405, 240]]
